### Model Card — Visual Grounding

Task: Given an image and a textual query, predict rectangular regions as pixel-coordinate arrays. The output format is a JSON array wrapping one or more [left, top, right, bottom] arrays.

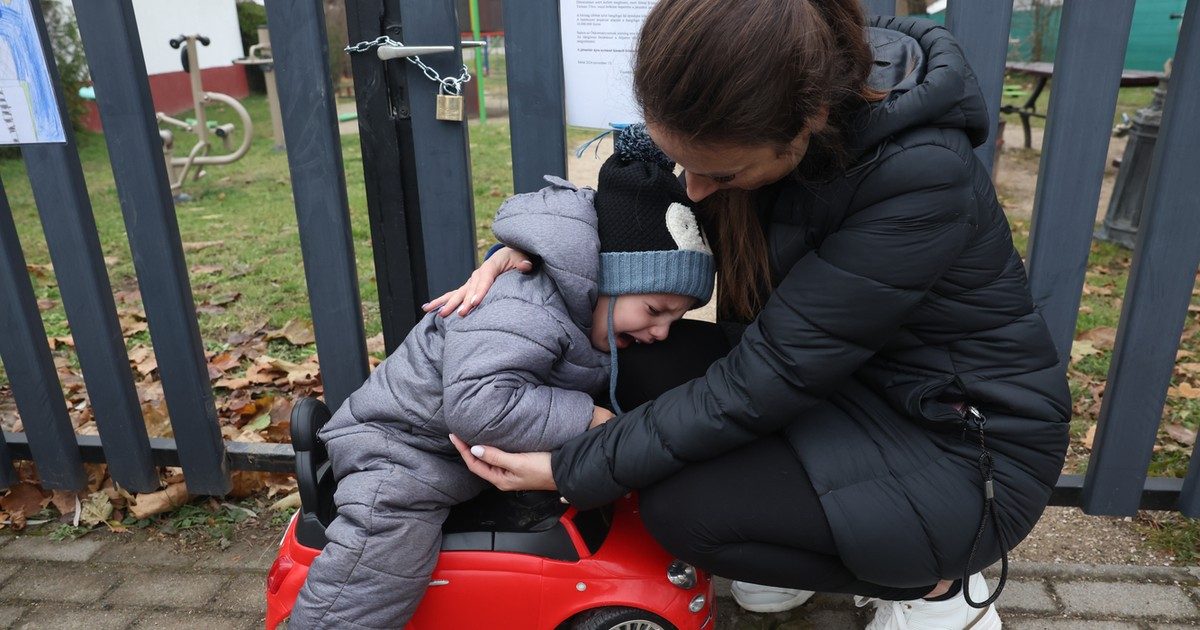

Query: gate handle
[[376, 40, 486, 61], [377, 45, 454, 60]]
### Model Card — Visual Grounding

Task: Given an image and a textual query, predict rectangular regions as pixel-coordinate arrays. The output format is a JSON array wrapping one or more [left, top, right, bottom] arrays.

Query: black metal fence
[[0, 0, 1197, 516]]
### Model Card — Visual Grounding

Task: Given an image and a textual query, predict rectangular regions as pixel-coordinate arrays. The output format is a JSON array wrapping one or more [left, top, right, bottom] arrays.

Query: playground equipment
[[233, 27, 284, 152], [157, 33, 253, 197]]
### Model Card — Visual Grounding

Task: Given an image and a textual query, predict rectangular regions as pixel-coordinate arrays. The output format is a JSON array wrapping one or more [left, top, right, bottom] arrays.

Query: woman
[[439, 2, 1069, 628]]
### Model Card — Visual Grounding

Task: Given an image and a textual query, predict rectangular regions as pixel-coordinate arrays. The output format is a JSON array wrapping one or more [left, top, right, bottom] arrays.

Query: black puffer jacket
[[552, 17, 1071, 586]]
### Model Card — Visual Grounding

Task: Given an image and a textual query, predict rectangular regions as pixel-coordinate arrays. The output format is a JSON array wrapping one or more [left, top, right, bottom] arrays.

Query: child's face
[[590, 293, 696, 352]]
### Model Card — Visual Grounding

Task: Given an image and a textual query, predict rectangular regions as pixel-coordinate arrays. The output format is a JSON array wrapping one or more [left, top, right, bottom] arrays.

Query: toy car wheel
[[569, 606, 677, 630]]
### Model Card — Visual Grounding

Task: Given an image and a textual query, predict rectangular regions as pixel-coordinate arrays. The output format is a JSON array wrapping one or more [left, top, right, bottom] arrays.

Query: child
[[289, 125, 715, 629]]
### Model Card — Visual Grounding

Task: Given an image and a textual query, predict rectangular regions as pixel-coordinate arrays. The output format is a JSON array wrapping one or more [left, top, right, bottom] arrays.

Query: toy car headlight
[[667, 560, 697, 589]]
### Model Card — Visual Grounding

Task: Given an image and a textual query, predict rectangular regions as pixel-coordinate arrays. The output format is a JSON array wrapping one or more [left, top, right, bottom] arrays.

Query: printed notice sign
[[0, 0, 66, 144], [560, 0, 655, 129]]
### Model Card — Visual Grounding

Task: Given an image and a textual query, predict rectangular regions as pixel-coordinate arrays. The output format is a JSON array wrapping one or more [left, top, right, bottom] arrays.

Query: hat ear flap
[[665, 203, 712, 255]]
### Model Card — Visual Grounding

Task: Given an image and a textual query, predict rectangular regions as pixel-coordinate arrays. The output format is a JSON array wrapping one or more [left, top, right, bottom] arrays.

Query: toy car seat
[[289, 398, 612, 559]]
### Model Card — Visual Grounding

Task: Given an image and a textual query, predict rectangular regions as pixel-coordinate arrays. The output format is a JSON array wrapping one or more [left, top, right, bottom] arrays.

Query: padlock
[[436, 93, 464, 122]]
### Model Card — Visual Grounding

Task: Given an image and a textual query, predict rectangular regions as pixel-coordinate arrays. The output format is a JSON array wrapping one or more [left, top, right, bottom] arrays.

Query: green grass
[[0, 81, 520, 389]]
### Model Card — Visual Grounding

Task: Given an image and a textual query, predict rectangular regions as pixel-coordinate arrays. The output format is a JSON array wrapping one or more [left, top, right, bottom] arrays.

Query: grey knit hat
[[595, 124, 715, 306]]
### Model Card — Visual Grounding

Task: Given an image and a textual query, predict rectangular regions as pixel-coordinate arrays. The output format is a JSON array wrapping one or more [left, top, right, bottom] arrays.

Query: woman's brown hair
[[634, 0, 880, 321]]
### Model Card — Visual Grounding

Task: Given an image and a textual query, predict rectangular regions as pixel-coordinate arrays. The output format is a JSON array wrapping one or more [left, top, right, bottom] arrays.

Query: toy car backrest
[[291, 397, 336, 548]]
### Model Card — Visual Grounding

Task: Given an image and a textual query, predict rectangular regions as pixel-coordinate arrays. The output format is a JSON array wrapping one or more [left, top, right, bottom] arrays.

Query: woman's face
[[590, 293, 695, 352], [647, 123, 814, 202]]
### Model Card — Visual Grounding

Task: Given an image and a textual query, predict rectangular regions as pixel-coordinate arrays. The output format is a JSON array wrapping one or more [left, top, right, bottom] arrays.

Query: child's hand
[[589, 406, 616, 429], [423, 247, 535, 317]]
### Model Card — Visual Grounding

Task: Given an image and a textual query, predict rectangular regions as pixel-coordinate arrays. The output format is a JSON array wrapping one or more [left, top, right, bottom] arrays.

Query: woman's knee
[[639, 479, 723, 565]]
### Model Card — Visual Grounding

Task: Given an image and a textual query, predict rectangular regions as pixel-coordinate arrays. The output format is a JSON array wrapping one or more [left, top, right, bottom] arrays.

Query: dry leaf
[[190, 264, 224, 275], [181, 240, 224, 252], [214, 377, 251, 390], [1078, 327, 1117, 352], [1070, 340, 1100, 363], [1082, 424, 1097, 450], [266, 320, 316, 346], [366, 333, 386, 355], [79, 492, 113, 527], [50, 490, 82, 516], [37, 299, 57, 311], [1168, 382, 1200, 399], [269, 492, 301, 512], [1164, 423, 1197, 447], [129, 482, 189, 519], [0, 483, 50, 518]]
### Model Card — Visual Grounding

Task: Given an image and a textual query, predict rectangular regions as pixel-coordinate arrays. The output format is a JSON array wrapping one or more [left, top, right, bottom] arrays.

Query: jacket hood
[[491, 175, 600, 330], [847, 16, 990, 156]]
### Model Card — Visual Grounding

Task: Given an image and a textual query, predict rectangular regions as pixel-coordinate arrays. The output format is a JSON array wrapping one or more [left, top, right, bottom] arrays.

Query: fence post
[[345, 0, 427, 353], [72, 0, 231, 495], [265, 0, 370, 410], [1024, 0, 1137, 366], [0, 177, 60, 490], [394, 0, 477, 297], [944, 0, 1015, 172], [20, 0, 162, 492], [1083, 2, 1200, 516], [504, 0, 567, 194]]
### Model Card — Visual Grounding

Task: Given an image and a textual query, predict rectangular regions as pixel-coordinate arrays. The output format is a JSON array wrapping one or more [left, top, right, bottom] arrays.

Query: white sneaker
[[856, 573, 1002, 630], [730, 580, 815, 613]]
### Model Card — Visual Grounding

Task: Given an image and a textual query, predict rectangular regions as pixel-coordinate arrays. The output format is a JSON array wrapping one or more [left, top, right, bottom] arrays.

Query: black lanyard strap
[[961, 406, 1008, 609]]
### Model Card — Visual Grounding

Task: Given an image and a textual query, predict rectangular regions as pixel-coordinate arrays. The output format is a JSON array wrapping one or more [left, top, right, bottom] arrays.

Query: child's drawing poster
[[0, 0, 66, 144]]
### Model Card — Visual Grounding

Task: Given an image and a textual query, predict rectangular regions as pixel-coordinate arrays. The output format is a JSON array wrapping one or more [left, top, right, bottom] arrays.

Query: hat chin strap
[[606, 295, 623, 415]]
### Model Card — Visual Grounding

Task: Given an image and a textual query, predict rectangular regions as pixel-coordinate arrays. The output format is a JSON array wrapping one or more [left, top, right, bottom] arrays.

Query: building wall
[[83, 0, 248, 130]]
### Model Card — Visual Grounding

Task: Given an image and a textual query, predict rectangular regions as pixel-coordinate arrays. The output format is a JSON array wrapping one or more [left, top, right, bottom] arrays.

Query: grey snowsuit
[[290, 176, 610, 629]]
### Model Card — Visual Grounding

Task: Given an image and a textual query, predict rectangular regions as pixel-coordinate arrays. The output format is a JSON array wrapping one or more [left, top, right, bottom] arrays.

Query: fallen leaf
[[245, 415, 270, 432], [1078, 327, 1118, 352], [37, 299, 57, 311], [0, 482, 50, 518], [269, 492, 301, 512], [1070, 340, 1100, 363], [190, 264, 224, 275], [209, 352, 241, 372], [78, 491, 113, 527], [266, 320, 316, 346], [214, 377, 251, 390], [50, 490, 82, 516], [181, 240, 224, 252], [366, 333, 386, 355], [1164, 423, 1197, 447], [128, 482, 189, 519], [1168, 382, 1200, 399], [1082, 424, 1097, 450], [25, 263, 53, 277]]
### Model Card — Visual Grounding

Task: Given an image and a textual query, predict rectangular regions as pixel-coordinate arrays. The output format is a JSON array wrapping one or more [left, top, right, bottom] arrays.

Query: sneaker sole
[[731, 589, 815, 614]]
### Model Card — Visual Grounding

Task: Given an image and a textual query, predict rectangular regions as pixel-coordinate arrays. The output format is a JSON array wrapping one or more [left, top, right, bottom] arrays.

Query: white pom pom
[[665, 203, 712, 255]]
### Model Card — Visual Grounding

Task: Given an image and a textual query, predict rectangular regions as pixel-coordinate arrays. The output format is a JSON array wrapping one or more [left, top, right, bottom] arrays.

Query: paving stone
[[0, 565, 118, 604], [105, 572, 228, 609], [1055, 581, 1197, 620], [0, 565, 22, 590], [0, 537, 107, 563], [0, 605, 25, 628], [1006, 620, 1140, 630], [193, 539, 276, 571], [13, 605, 137, 630], [212, 573, 266, 614], [132, 611, 256, 630], [997, 579, 1058, 613], [1008, 562, 1191, 583], [94, 540, 196, 569]]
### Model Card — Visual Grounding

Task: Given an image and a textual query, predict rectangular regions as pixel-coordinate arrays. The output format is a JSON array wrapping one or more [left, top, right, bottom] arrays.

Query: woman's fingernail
[[470, 445, 485, 458], [469, 294, 478, 305]]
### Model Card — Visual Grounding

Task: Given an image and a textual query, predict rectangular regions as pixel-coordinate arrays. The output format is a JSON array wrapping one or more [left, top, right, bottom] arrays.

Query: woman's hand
[[423, 247, 534, 317], [449, 434, 557, 491], [590, 406, 616, 429]]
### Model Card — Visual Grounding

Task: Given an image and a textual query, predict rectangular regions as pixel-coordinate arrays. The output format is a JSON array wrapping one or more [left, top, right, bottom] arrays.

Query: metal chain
[[345, 36, 471, 95]]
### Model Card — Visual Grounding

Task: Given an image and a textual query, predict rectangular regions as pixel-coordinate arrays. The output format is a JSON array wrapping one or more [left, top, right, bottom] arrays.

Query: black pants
[[615, 320, 935, 601]]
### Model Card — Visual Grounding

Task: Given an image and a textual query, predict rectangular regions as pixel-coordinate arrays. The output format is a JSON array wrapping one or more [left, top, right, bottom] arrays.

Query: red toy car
[[265, 398, 716, 630]]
